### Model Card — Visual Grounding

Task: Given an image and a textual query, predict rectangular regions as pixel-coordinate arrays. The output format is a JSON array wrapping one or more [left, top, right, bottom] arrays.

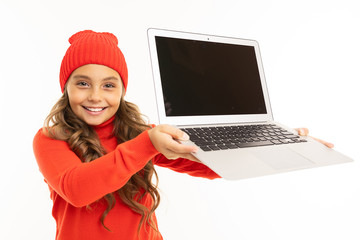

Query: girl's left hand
[[148, 124, 201, 163], [295, 128, 334, 148]]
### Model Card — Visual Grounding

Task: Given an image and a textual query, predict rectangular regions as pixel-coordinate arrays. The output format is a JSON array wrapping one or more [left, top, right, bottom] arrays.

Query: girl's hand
[[295, 128, 334, 148], [148, 125, 201, 162]]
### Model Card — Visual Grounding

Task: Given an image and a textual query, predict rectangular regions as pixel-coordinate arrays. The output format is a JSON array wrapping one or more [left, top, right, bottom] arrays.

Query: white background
[[0, 0, 359, 239]]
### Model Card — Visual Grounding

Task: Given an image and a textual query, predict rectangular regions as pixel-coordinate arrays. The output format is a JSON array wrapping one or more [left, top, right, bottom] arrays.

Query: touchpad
[[249, 147, 315, 170]]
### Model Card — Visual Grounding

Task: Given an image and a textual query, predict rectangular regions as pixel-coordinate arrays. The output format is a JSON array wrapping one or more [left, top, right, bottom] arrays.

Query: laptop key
[[200, 146, 212, 151], [218, 145, 229, 150], [286, 135, 300, 139], [194, 141, 216, 146], [209, 145, 221, 151], [235, 141, 274, 148], [271, 140, 282, 145], [279, 139, 290, 144], [225, 144, 239, 149]]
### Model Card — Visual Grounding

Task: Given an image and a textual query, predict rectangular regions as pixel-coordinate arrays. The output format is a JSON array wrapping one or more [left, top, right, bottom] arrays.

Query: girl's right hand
[[148, 125, 201, 163]]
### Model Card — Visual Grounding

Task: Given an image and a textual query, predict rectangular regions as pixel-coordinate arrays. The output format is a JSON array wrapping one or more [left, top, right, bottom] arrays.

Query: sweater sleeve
[[33, 129, 159, 207], [153, 154, 221, 179]]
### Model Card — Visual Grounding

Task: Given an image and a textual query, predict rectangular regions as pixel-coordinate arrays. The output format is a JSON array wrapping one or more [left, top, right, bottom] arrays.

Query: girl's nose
[[88, 88, 102, 102]]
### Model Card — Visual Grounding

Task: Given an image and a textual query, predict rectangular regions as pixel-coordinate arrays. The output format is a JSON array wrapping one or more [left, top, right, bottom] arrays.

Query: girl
[[33, 30, 333, 240]]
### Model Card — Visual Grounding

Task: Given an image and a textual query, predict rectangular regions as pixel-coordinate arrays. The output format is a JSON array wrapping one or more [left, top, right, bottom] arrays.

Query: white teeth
[[84, 107, 105, 112]]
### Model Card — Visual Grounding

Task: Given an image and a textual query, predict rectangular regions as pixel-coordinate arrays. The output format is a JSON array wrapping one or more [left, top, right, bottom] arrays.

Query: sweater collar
[[92, 115, 116, 139]]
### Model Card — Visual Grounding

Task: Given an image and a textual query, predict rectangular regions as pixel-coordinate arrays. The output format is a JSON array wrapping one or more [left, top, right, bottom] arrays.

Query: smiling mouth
[[82, 106, 107, 112]]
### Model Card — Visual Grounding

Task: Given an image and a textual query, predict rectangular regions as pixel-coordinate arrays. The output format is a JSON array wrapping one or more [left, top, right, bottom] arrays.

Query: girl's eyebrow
[[102, 76, 120, 82], [73, 74, 91, 80]]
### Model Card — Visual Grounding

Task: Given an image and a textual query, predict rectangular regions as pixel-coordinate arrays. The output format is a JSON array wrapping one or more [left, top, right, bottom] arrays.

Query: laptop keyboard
[[180, 124, 307, 152]]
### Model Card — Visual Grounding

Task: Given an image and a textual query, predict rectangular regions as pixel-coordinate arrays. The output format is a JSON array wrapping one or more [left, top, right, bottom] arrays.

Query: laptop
[[147, 28, 353, 180]]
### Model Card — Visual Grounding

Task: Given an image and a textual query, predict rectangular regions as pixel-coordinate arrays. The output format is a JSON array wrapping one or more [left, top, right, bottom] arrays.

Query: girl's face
[[66, 64, 123, 126]]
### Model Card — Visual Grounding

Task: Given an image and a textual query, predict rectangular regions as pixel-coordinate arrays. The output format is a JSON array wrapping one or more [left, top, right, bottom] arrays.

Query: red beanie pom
[[68, 30, 93, 44]]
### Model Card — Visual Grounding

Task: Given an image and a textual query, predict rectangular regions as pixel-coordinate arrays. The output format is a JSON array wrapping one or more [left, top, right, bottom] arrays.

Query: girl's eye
[[77, 81, 89, 87], [104, 83, 115, 88]]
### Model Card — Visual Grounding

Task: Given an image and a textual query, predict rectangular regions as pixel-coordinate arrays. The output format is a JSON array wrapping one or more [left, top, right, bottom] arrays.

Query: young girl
[[33, 30, 333, 240]]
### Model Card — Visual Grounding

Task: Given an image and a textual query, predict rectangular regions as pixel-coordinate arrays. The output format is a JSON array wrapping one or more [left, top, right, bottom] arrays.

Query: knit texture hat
[[59, 30, 128, 93]]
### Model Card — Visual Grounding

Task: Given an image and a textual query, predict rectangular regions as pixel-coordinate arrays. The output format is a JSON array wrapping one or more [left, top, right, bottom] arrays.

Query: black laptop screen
[[155, 36, 267, 116]]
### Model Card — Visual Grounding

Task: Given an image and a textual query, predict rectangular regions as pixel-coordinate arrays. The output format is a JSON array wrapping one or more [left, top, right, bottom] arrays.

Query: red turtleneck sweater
[[33, 117, 220, 240]]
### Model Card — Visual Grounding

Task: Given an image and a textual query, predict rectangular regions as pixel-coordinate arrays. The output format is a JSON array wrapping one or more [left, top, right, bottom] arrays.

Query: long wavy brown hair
[[43, 87, 161, 237]]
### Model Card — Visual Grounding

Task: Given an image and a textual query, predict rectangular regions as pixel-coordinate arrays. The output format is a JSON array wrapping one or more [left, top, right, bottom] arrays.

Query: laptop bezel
[[147, 28, 274, 126]]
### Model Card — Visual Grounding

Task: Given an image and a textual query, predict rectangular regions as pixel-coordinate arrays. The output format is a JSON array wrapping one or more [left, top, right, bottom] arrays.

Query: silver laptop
[[147, 28, 353, 180]]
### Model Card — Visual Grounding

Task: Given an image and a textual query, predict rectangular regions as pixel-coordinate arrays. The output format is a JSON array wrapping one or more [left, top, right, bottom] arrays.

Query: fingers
[[158, 124, 190, 141], [310, 136, 334, 148], [148, 125, 198, 160], [295, 127, 334, 148], [161, 141, 199, 160], [295, 128, 309, 136], [156, 125, 197, 153], [165, 139, 198, 154]]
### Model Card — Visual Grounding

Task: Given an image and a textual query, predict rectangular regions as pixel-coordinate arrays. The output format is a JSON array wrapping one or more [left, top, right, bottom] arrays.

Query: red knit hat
[[59, 30, 128, 93]]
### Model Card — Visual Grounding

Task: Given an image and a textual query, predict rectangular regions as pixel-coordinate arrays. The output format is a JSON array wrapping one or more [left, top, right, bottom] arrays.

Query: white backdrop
[[0, 0, 359, 239]]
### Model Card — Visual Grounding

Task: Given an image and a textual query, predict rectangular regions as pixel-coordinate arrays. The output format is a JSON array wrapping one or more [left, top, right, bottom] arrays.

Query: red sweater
[[33, 117, 220, 240]]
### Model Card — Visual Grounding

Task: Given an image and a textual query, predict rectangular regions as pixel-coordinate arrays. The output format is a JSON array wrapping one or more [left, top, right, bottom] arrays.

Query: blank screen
[[155, 36, 267, 117]]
